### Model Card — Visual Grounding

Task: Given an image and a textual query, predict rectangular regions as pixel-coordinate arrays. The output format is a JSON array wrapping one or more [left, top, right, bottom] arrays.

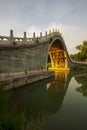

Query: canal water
[[10, 70, 87, 130]]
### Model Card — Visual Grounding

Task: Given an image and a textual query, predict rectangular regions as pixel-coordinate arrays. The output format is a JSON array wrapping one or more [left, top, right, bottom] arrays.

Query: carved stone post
[[23, 32, 26, 44], [33, 32, 35, 39], [45, 31, 47, 38], [40, 32, 42, 38], [10, 30, 14, 44], [49, 30, 51, 34]]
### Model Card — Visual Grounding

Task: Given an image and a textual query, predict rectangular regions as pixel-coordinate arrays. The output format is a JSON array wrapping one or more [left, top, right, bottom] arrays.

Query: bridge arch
[[46, 36, 70, 71]]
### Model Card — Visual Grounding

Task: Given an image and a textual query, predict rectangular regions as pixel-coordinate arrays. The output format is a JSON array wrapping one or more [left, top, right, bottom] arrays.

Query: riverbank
[[0, 70, 54, 90]]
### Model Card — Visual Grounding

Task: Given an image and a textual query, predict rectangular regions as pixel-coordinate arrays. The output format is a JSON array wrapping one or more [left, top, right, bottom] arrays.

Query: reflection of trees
[[75, 74, 87, 97], [9, 71, 71, 129]]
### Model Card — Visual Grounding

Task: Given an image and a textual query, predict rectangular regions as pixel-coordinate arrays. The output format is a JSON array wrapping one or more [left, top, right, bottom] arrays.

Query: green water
[[10, 71, 87, 130]]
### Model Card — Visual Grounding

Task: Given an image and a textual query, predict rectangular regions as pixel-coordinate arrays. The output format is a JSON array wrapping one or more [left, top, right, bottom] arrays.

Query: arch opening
[[47, 39, 68, 70]]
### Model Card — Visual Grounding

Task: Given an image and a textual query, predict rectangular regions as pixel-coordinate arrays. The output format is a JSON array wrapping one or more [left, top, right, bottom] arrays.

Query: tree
[[70, 40, 87, 61]]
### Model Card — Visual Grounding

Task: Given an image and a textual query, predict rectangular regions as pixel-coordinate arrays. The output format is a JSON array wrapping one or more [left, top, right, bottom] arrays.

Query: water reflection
[[75, 73, 87, 97], [9, 71, 71, 129], [6, 70, 87, 130], [48, 71, 70, 91], [47, 71, 70, 114]]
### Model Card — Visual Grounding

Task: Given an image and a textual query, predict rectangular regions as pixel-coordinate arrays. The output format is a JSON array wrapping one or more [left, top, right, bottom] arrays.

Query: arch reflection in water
[[47, 71, 70, 109], [47, 71, 70, 91], [10, 71, 71, 129]]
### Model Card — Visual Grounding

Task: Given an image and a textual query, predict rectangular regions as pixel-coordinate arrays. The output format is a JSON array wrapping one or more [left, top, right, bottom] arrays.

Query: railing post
[[10, 30, 14, 45], [40, 32, 42, 38], [45, 31, 47, 38], [33, 32, 35, 39], [49, 30, 51, 34], [23, 32, 26, 44], [52, 28, 54, 33]]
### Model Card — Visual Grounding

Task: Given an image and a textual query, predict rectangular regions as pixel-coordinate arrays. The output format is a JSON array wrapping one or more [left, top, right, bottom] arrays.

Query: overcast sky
[[0, 0, 87, 53]]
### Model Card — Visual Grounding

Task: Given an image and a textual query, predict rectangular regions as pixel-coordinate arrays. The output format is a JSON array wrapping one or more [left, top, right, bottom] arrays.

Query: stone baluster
[[49, 30, 51, 34], [33, 32, 35, 39], [40, 32, 42, 38], [52, 28, 54, 33], [10, 30, 14, 44], [45, 31, 47, 38], [23, 32, 26, 44]]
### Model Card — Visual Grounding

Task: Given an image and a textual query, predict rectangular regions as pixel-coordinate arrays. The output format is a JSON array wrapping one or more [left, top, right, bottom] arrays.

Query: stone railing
[[0, 28, 62, 45]]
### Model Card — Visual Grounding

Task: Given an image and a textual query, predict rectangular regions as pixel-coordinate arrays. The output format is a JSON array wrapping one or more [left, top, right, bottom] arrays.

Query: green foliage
[[0, 87, 26, 130], [76, 45, 82, 51], [47, 63, 52, 69], [70, 40, 87, 61]]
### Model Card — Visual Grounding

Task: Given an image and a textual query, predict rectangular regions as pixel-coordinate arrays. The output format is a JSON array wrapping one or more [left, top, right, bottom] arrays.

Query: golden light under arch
[[47, 38, 69, 71]]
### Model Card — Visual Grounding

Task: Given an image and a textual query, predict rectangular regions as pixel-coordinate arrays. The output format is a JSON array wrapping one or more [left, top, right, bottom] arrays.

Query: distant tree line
[[70, 40, 87, 62]]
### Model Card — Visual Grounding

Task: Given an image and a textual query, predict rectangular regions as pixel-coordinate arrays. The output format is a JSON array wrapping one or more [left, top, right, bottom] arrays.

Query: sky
[[0, 0, 87, 54]]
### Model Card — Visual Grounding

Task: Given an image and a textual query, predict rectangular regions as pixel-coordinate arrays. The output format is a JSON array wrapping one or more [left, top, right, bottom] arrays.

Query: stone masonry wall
[[0, 43, 49, 73]]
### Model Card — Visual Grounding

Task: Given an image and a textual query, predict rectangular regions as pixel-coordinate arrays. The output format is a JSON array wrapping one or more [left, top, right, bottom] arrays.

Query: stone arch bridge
[[0, 29, 87, 75]]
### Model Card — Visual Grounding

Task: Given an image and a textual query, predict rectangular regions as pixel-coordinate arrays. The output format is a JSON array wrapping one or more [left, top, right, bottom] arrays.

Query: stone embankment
[[0, 70, 54, 90]]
